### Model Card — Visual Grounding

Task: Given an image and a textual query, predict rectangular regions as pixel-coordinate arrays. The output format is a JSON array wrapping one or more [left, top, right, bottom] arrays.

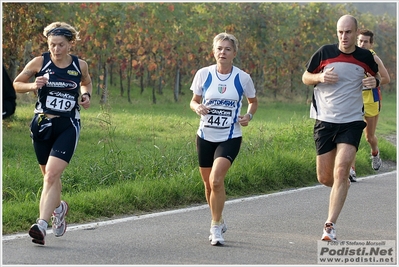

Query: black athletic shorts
[[31, 114, 81, 165], [313, 120, 366, 155], [196, 135, 242, 167]]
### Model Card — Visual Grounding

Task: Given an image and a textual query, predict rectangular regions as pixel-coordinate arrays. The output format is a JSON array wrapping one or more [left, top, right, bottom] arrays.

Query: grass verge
[[2, 90, 396, 234]]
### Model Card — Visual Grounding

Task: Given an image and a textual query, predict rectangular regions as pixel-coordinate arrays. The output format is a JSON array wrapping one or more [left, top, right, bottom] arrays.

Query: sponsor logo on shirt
[[205, 99, 237, 108], [67, 70, 79, 76], [47, 80, 78, 90], [218, 84, 227, 94]]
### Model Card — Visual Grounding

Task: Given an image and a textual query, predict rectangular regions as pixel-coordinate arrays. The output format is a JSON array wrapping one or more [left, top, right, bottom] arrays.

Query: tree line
[[2, 2, 397, 104]]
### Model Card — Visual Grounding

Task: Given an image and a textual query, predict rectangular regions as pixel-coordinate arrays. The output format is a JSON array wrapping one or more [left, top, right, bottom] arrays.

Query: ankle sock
[[211, 220, 221, 226], [37, 219, 48, 229], [54, 203, 63, 213], [211, 218, 224, 226]]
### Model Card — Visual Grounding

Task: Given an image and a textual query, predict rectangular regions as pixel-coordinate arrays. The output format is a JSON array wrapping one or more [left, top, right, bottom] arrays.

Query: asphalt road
[[2, 171, 396, 266]]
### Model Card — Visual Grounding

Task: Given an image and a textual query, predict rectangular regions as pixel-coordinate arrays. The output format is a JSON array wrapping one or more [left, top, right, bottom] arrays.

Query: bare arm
[[79, 59, 92, 94], [190, 94, 209, 116], [78, 59, 92, 110], [13, 56, 45, 93], [374, 55, 390, 85], [246, 97, 258, 116], [239, 96, 258, 127], [302, 67, 338, 86], [363, 71, 382, 89]]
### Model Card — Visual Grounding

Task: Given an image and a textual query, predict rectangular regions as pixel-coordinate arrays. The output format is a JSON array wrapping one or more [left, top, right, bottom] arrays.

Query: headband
[[47, 27, 73, 40]]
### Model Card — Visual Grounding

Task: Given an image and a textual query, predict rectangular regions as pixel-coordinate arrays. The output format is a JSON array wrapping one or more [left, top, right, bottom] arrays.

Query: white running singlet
[[190, 64, 256, 142]]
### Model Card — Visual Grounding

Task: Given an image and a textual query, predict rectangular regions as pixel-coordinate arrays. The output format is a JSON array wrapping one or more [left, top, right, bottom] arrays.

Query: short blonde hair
[[213, 33, 238, 53], [43, 22, 80, 42]]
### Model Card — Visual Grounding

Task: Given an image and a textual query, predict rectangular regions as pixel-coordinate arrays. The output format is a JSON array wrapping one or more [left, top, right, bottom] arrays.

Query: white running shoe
[[210, 225, 225, 246], [349, 167, 357, 182], [29, 221, 47, 245], [371, 152, 382, 171], [321, 222, 337, 241], [209, 220, 227, 241], [51, 200, 69, 237]]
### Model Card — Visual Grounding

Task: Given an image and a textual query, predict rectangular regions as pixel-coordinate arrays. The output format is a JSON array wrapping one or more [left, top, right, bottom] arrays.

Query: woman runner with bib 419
[[13, 21, 92, 246]]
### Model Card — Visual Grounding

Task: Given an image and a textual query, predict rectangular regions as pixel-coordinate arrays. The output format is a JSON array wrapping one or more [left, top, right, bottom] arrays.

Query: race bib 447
[[203, 108, 233, 129]]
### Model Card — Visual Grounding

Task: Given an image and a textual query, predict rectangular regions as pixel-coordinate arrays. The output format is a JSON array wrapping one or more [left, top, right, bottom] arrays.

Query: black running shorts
[[196, 135, 242, 167], [32, 115, 81, 165], [313, 120, 366, 155]]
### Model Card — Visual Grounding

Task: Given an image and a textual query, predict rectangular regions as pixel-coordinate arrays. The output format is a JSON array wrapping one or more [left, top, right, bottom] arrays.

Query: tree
[[3, 2, 396, 102]]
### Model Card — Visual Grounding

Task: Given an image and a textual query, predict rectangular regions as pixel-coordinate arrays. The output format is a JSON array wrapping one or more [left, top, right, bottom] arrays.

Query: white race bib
[[46, 95, 75, 112], [203, 108, 233, 129]]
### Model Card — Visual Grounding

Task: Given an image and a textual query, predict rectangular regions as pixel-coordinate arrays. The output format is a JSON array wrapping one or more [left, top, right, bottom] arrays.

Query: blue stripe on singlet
[[228, 73, 244, 139], [200, 72, 213, 139], [202, 72, 212, 99]]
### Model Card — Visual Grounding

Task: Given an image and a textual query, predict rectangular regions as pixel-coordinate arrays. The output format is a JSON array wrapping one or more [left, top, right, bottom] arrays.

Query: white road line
[[3, 170, 396, 241]]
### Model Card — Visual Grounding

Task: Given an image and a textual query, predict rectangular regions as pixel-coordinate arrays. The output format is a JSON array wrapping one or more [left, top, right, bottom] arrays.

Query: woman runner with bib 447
[[189, 33, 258, 246]]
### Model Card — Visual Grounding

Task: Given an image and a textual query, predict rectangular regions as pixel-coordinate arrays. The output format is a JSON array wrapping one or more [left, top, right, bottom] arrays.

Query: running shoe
[[349, 167, 357, 183], [371, 152, 382, 171], [209, 220, 227, 241], [29, 222, 47, 245], [321, 222, 337, 241], [51, 200, 69, 237], [210, 224, 225, 246]]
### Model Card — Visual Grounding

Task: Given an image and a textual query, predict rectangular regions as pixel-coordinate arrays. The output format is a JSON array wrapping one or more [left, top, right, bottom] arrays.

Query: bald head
[[336, 15, 359, 53], [337, 15, 358, 31]]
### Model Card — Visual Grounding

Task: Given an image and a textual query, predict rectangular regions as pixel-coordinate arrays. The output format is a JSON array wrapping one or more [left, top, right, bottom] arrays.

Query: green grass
[[2, 89, 396, 234], [375, 92, 397, 137]]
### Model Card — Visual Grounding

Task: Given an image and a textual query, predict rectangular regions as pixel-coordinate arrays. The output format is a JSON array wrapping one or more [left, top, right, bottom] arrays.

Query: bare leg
[[316, 149, 336, 187], [364, 114, 379, 154], [199, 167, 212, 205], [208, 157, 231, 222], [38, 156, 68, 222], [326, 143, 356, 223]]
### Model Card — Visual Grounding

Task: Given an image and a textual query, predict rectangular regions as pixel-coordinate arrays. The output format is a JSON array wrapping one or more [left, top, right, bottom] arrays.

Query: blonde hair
[[43, 22, 80, 42], [213, 33, 238, 53]]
